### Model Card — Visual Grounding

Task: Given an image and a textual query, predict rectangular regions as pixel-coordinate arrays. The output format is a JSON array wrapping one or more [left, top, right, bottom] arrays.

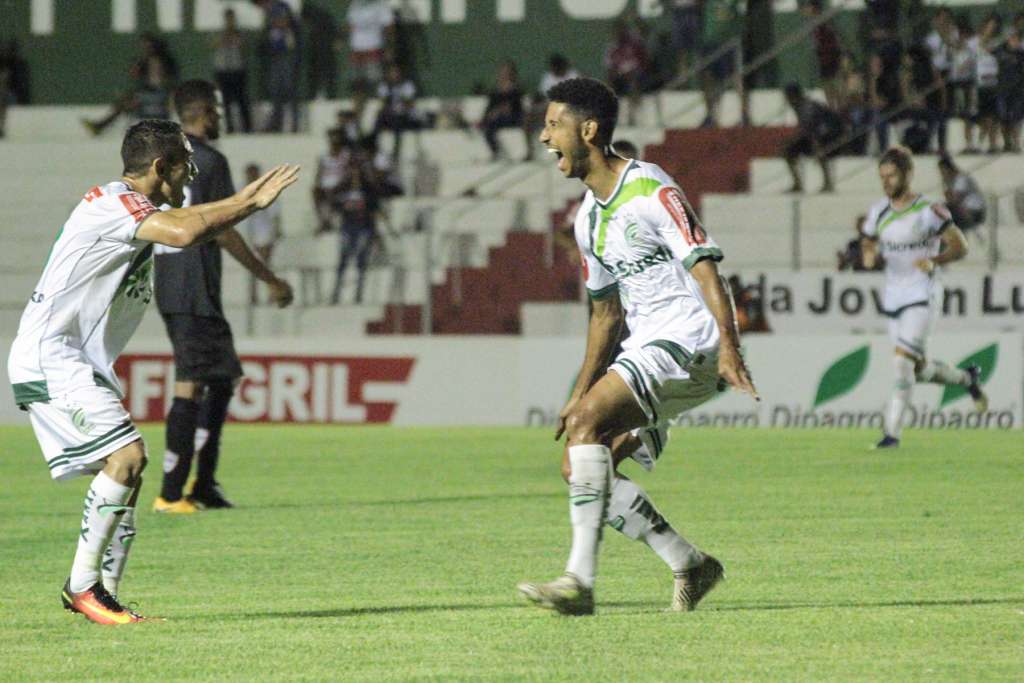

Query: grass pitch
[[0, 425, 1021, 682]]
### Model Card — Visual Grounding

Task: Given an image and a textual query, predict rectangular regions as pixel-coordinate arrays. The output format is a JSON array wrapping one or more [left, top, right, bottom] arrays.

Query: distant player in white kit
[[7, 119, 298, 624], [518, 78, 757, 615], [861, 146, 987, 449]]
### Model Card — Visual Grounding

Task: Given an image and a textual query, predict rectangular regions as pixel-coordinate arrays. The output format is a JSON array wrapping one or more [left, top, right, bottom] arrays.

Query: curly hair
[[546, 77, 619, 147]]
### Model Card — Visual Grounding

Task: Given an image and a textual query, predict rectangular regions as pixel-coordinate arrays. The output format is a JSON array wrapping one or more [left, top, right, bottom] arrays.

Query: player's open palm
[[243, 164, 300, 209], [719, 346, 759, 401]]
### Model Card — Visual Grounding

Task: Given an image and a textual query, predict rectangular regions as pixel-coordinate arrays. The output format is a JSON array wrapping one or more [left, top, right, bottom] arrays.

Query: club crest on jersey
[[624, 222, 641, 247]]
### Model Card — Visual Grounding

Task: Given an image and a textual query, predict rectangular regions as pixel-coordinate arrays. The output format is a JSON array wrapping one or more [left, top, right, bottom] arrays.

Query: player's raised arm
[[690, 258, 759, 401], [137, 164, 299, 248]]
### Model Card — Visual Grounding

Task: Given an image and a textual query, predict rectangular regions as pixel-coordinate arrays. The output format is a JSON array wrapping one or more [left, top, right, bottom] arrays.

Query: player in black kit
[[153, 80, 294, 513]]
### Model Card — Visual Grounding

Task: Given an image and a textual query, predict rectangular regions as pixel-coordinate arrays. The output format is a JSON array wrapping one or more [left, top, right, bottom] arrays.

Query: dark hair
[[549, 53, 569, 72], [879, 145, 914, 174], [613, 139, 638, 157], [784, 82, 803, 101], [121, 119, 187, 175], [174, 79, 218, 121], [546, 77, 619, 147]]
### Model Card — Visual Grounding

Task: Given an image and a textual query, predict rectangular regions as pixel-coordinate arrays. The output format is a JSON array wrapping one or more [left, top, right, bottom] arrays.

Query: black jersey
[[154, 134, 235, 319]]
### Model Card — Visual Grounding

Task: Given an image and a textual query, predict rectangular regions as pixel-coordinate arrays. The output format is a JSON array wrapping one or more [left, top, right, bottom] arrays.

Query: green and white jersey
[[8, 181, 160, 407], [574, 160, 724, 354], [863, 195, 951, 314]]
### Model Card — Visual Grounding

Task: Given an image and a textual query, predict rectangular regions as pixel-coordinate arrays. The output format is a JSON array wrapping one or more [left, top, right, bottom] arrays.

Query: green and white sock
[[101, 508, 137, 599], [565, 445, 612, 588], [916, 359, 969, 386], [607, 477, 701, 574], [69, 472, 132, 593]]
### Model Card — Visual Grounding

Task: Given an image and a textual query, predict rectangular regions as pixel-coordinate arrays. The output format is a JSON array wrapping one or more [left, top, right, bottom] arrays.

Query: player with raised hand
[[861, 146, 987, 449], [518, 78, 756, 616], [7, 119, 298, 624]]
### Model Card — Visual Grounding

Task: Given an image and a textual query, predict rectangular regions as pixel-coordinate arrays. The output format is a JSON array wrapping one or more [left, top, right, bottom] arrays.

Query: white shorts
[[610, 340, 721, 471], [26, 385, 142, 481], [888, 301, 936, 359]]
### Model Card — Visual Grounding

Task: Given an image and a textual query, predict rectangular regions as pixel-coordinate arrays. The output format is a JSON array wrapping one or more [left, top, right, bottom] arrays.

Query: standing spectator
[[973, 14, 1002, 154], [898, 46, 946, 153], [938, 155, 986, 233], [660, 0, 702, 86], [949, 14, 978, 153], [837, 53, 871, 155], [867, 51, 901, 152], [391, 0, 430, 87], [373, 63, 421, 161], [605, 19, 649, 126], [996, 28, 1024, 153], [332, 107, 362, 145], [212, 8, 251, 134], [698, 0, 741, 128], [313, 129, 351, 233], [540, 53, 581, 97], [860, 0, 902, 73], [242, 163, 284, 304], [0, 39, 31, 136], [742, 0, 777, 104], [345, 0, 395, 91], [806, 0, 843, 111], [924, 8, 956, 153], [331, 157, 381, 305], [302, 1, 340, 99], [254, 0, 301, 133], [480, 60, 525, 161], [783, 83, 845, 194], [524, 54, 580, 160]]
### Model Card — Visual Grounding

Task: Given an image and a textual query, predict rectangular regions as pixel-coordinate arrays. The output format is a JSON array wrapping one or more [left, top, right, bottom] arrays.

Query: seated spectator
[[480, 60, 525, 161], [996, 28, 1024, 153], [783, 83, 845, 193], [212, 8, 251, 133], [727, 275, 771, 334], [605, 19, 649, 126], [313, 129, 351, 233], [330, 156, 381, 305], [373, 63, 421, 161], [837, 215, 883, 272], [973, 14, 1002, 154], [241, 163, 283, 304], [345, 0, 395, 91], [939, 155, 986, 234], [524, 54, 581, 160]]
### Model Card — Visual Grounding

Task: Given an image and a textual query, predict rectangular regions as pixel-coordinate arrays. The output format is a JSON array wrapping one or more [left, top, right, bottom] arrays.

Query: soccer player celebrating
[[518, 78, 757, 616], [7, 119, 298, 624], [861, 146, 987, 449]]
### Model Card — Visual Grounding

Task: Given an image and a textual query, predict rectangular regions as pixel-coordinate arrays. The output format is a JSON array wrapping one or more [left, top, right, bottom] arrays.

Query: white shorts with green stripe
[[27, 385, 141, 481], [886, 300, 936, 360], [610, 340, 721, 471]]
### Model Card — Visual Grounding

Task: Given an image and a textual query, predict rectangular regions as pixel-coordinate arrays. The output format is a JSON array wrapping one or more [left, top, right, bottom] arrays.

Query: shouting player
[[7, 119, 298, 624], [861, 146, 987, 449], [518, 78, 757, 616]]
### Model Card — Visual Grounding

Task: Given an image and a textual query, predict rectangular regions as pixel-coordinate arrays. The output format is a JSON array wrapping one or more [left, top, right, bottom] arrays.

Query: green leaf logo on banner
[[940, 344, 998, 407], [813, 346, 870, 408]]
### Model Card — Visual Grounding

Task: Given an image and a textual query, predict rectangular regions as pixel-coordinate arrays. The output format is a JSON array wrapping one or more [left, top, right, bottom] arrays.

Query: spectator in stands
[[949, 14, 978, 153], [314, 129, 351, 233], [973, 14, 1003, 154], [939, 155, 986, 234], [782, 82, 844, 194], [333, 108, 362, 145], [867, 51, 901, 152], [242, 163, 283, 303], [254, 0, 301, 133], [859, 0, 901, 73], [660, 0, 702, 87], [0, 40, 30, 136], [524, 54, 581, 161], [373, 63, 421, 161], [837, 215, 883, 272], [391, 1, 429, 87], [480, 60, 525, 161], [605, 18, 649, 126], [924, 7, 956, 151], [806, 0, 843, 111], [82, 34, 176, 136], [996, 27, 1024, 153], [837, 53, 871, 155], [366, 136, 404, 198], [698, 0, 740, 128], [212, 9, 251, 134], [742, 0, 777, 99], [302, 1, 340, 100], [897, 45, 946, 153], [727, 275, 771, 333], [344, 0, 395, 91], [331, 155, 381, 305]]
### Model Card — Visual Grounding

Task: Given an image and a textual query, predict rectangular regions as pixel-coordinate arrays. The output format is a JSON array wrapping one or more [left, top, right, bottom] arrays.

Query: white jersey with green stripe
[[574, 159, 724, 354], [862, 195, 951, 314], [8, 181, 160, 407]]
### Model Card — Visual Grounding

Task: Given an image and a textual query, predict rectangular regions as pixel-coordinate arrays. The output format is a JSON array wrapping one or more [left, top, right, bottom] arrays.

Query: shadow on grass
[[214, 596, 1023, 621]]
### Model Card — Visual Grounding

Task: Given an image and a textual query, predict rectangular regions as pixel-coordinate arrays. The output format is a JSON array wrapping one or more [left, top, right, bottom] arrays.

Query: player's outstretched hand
[[719, 345, 759, 401], [268, 277, 294, 308], [240, 164, 301, 209]]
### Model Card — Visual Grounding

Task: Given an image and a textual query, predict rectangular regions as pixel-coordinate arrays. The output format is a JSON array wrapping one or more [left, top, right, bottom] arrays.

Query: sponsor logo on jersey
[[607, 246, 672, 278], [882, 237, 932, 252]]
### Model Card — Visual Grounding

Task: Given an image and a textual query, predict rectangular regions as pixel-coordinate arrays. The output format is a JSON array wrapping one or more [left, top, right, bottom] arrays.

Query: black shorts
[[975, 87, 999, 121], [161, 313, 243, 382]]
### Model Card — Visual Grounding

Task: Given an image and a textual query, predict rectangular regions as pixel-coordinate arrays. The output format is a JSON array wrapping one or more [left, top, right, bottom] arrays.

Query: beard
[[567, 133, 591, 179]]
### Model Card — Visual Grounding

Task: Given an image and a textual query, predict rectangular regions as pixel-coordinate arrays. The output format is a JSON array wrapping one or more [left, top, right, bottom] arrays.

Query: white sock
[[884, 355, 915, 439], [69, 472, 133, 593], [564, 445, 612, 588], [916, 359, 969, 386], [101, 508, 137, 598], [607, 477, 702, 574]]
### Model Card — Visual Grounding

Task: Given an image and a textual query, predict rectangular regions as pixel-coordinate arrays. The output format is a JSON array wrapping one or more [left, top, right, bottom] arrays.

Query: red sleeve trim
[[118, 192, 159, 225], [658, 186, 706, 246]]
